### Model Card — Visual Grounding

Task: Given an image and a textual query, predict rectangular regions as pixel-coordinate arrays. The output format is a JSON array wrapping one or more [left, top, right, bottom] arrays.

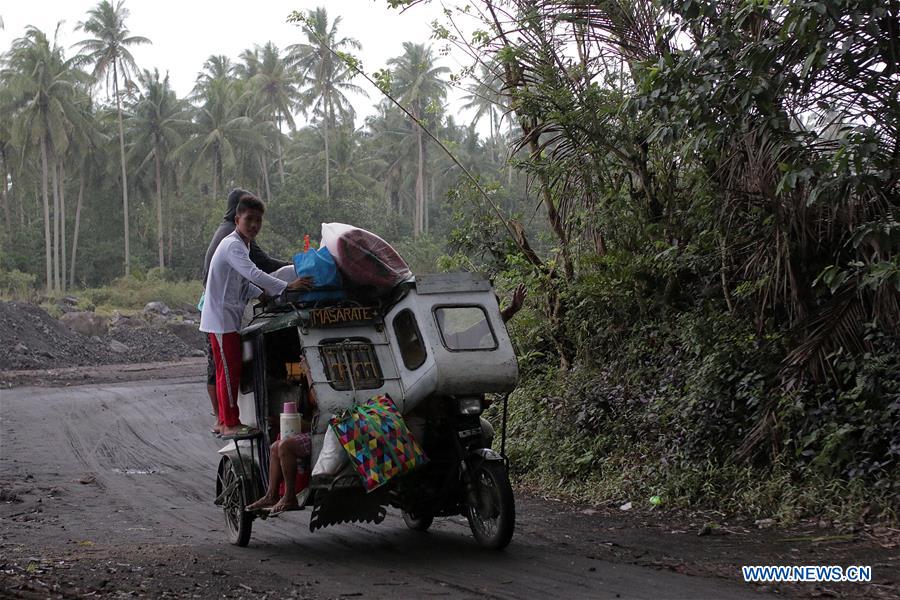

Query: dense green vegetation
[[457, 0, 898, 521], [1, 0, 898, 521], [0, 2, 524, 291]]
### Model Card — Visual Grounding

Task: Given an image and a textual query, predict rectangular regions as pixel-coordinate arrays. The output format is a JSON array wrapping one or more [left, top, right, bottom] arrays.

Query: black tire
[[216, 457, 254, 546], [465, 461, 515, 550], [402, 510, 434, 532]]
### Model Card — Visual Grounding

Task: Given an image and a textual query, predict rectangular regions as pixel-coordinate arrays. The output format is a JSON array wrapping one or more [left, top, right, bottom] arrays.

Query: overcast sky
[[0, 0, 481, 130]]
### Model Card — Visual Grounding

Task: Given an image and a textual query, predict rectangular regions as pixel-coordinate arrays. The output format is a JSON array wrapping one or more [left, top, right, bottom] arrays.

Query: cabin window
[[433, 306, 497, 351], [393, 310, 427, 370], [319, 338, 383, 391]]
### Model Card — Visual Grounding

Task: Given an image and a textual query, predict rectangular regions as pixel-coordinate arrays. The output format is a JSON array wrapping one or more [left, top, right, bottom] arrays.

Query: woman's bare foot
[[246, 495, 278, 512], [211, 422, 222, 435], [267, 497, 300, 514]]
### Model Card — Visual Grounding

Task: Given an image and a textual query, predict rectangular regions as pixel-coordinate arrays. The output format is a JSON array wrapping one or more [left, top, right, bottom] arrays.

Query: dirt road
[[1, 372, 896, 599]]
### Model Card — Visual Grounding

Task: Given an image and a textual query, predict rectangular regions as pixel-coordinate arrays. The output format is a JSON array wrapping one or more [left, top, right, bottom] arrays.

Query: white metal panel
[[298, 324, 404, 434], [384, 286, 519, 398]]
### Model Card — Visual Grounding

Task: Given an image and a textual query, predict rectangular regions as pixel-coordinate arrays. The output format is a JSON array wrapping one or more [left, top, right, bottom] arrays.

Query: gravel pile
[[0, 301, 205, 371]]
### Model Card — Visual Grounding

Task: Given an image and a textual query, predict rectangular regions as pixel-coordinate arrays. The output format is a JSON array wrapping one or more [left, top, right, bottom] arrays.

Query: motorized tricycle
[[214, 272, 519, 549]]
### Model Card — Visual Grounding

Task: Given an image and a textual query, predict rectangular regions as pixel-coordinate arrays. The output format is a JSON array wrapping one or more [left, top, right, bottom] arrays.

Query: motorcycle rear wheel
[[402, 510, 434, 531], [465, 461, 515, 549]]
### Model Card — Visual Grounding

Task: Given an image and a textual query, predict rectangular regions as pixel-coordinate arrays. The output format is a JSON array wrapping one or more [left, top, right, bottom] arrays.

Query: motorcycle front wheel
[[465, 461, 515, 549]]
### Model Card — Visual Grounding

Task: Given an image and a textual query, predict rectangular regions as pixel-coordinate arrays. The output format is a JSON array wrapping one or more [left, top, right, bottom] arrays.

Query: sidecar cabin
[[236, 272, 518, 456], [383, 272, 519, 411]]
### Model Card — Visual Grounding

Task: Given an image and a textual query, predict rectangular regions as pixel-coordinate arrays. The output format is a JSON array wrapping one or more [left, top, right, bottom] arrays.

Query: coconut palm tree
[[127, 69, 192, 269], [387, 43, 449, 236], [67, 106, 107, 288], [192, 54, 276, 199], [364, 100, 418, 218], [288, 7, 364, 200], [0, 86, 14, 233], [193, 54, 234, 100], [52, 86, 99, 291], [461, 60, 508, 164], [2, 26, 89, 293], [248, 42, 301, 185], [174, 78, 269, 201], [74, 0, 150, 277]]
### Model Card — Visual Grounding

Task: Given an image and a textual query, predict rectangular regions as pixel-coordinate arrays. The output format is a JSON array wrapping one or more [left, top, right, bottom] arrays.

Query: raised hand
[[510, 283, 527, 313]]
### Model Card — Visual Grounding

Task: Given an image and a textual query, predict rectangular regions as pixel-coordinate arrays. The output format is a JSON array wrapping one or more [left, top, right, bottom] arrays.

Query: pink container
[[283, 401, 297, 414]]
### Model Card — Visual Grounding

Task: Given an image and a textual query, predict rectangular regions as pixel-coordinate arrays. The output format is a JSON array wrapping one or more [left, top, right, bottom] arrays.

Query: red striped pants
[[209, 332, 242, 427]]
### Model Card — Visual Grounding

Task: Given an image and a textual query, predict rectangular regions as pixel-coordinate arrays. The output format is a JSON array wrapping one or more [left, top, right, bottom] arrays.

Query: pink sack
[[320, 223, 411, 293]]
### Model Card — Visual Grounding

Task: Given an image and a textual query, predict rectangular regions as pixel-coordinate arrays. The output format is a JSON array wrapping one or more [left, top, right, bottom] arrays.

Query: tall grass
[[0, 267, 202, 315], [81, 273, 202, 314]]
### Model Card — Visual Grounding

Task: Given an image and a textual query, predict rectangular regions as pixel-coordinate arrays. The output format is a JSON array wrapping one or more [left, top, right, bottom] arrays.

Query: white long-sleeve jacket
[[200, 231, 288, 333]]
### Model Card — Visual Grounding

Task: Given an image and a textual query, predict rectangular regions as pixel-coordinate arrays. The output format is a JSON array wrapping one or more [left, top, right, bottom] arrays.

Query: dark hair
[[236, 193, 265, 215]]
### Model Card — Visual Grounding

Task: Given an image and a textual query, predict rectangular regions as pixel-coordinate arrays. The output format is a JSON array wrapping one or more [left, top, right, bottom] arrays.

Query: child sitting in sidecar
[[245, 433, 312, 514], [246, 357, 317, 514]]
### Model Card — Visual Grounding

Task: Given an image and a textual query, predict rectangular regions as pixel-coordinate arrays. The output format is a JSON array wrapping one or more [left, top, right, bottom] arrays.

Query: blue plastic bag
[[292, 246, 346, 302]]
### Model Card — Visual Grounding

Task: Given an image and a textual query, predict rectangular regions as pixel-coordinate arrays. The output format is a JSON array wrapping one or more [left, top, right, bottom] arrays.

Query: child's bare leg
[[246, 442, 282, 511], [270, 445, 299, 512], [269, 435, 310, 512], [279, 442, 299, 502]]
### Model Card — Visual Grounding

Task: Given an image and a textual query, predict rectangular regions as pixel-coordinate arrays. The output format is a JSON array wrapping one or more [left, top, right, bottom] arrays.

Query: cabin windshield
[[433, 305, 497, 351]]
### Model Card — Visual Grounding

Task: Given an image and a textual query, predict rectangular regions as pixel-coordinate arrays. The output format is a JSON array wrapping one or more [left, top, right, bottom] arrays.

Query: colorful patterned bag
[[329, 394, 427, 492]]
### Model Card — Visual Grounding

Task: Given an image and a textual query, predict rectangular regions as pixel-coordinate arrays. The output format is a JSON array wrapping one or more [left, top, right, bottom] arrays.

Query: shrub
[[0, 268, 37, 302], [82, 276, 202, 312]]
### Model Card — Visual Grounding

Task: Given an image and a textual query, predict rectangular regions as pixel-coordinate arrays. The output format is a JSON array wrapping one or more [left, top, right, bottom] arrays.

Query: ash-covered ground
[[0, 300, 205, 372]]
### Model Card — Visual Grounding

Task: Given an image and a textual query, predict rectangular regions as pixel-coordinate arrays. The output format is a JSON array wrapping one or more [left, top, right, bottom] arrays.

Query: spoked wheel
[[402, 509, 434, 532], [215, 457, 254, 546], [465, 461, 515, 549]]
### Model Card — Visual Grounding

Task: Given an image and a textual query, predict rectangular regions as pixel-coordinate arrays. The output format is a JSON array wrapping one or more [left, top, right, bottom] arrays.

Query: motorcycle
[[214, 272, 518, 549]]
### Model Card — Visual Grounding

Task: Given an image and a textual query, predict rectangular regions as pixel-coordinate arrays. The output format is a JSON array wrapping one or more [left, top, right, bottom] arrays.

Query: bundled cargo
[[291, 246, 346, 302], [320, 223, 412, 294], [270, 245, 347, 302]]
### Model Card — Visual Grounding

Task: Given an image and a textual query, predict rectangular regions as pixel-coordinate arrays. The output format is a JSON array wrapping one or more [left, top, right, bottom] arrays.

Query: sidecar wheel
[[466, 461, 515, 550], [402, 510, 434, 532], [216, 457, 254, 546]]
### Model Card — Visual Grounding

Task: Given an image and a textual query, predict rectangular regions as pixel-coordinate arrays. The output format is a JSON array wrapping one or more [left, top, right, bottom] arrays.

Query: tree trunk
[[428, 173, 436, 236], [40, 136, 53, 296], [323, 115, 330, 201], [51, 155, 61, 293], [167, 213, 173, 265], [175, 166, 184, 251], [276, 117, 285, 185], [506, 120, 513, 186], [70, 175, 84, 288], [415, 122, 425, 237], [490, 108, 498, 164], [155, 150, 164, 270], [0, 151, 9, 232], [16, 169, 24, 228], [260, 154, 271, 204], [167, 168, 174, 266], [60, 162, 67, 292], [527, 134, 572, 279], [211, 149, 219, 202], [113, 61, 131, 277]]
